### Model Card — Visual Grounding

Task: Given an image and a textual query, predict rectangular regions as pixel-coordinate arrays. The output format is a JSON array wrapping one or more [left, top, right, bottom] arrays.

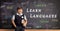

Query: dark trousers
[[15, 26, 25, 31]]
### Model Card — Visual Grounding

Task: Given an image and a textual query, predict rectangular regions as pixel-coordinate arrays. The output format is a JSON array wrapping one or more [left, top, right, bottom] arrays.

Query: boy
[[12, 7, 27, 31]]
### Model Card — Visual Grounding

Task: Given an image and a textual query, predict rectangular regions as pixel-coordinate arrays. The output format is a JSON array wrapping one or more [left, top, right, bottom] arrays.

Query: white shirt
[[12, 13, 27, 20]]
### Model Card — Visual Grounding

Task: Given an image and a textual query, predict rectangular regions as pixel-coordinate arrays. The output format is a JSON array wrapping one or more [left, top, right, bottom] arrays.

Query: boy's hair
[[17, 7, 23, 11]]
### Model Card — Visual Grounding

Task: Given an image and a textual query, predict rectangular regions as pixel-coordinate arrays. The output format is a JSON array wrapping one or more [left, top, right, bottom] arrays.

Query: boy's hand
[[22, 19, 27, 27], [14, 25, 16, 28]]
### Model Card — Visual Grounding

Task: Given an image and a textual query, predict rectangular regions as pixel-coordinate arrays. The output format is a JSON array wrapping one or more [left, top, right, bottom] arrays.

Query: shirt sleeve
[[12, 15, 15, 20], [24, 15, 27, 20]]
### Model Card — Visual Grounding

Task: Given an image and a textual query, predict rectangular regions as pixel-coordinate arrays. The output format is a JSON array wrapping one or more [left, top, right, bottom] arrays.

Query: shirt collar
[[16, 13, 23, 16]]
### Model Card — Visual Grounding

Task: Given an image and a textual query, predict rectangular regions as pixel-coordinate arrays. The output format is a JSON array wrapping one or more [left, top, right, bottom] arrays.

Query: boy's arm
[[22, 15, 27, 27], [11, 15, 16, 28], [22, 19, 27, 27], [12, 19, 16, 28]]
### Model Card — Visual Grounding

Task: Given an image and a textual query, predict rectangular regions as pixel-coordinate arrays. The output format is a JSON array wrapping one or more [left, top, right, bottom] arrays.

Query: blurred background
[[0, 0, 60, 29]]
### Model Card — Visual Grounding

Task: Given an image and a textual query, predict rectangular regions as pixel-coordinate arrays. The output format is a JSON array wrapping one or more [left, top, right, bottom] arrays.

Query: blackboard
[[0, 0, 60, 29]]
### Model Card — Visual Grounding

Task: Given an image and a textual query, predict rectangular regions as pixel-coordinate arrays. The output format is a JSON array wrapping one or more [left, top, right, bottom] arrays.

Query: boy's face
[[17, 9, 23, 14]]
